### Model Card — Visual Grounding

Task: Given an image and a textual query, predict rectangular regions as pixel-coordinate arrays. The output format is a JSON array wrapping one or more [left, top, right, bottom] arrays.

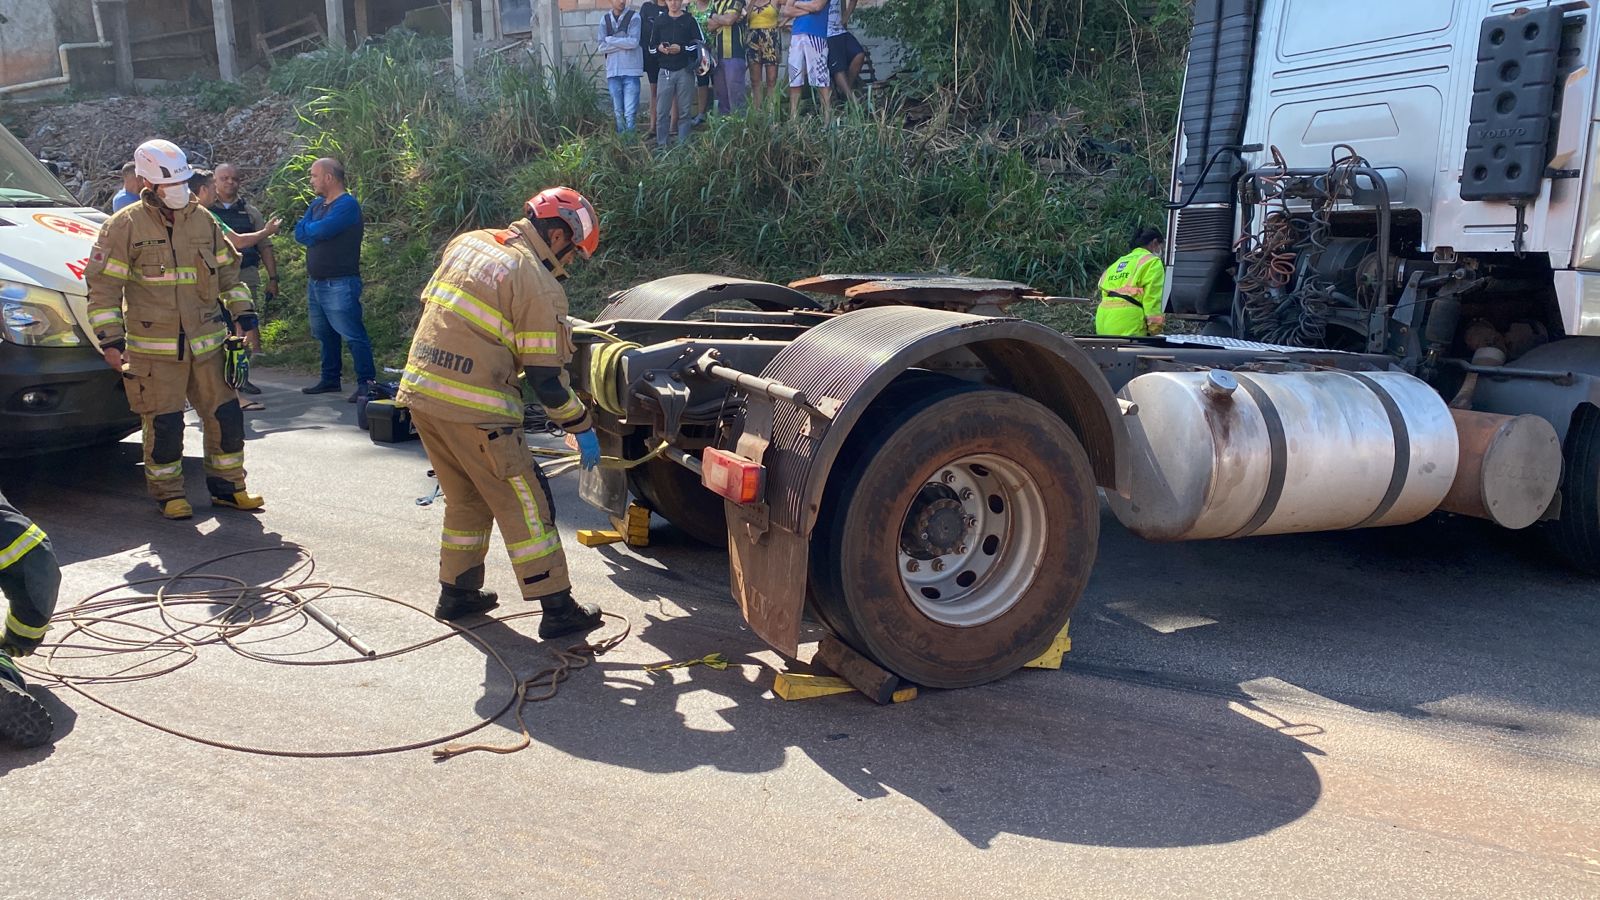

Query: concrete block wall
[[557, 5, 609, 79]]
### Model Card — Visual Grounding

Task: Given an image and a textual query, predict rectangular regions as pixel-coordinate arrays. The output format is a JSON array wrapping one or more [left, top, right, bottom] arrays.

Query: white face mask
[[158, 183, 190, 210]]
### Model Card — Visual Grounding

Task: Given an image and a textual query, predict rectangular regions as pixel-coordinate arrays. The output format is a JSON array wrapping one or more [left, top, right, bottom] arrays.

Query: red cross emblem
[[33, 213, 100, 239]]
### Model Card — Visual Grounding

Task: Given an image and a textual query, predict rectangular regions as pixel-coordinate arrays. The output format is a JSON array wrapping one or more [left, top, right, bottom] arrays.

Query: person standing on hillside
[[744, 0, 781, 108], [706, 0, 749, 114], [825, 0, 866, 102], [650, 0, 704, 148], [782, 0, 832, 122], [598, 0, 645, 134], [689, 0, 716, 125], [396, 187, 606, 639], [293, 157, 376, 402], [1094, 227, 1168, 337], [640, 0, 667, 133]]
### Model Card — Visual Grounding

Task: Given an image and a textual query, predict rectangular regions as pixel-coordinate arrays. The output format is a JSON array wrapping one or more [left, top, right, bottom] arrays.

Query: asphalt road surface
[[3, 370, 1597, 898]]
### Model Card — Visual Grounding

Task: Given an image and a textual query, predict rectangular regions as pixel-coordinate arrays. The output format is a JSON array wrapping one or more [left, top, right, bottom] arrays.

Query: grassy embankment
[[252, 1, 1187, 374]]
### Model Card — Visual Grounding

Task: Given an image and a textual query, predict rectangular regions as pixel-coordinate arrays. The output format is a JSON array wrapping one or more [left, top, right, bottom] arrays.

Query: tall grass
[[254, 8, 1188, 367]]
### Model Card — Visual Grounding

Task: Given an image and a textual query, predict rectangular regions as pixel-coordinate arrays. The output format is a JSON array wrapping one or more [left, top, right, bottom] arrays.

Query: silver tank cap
[[1202, 369, 1239, 399]]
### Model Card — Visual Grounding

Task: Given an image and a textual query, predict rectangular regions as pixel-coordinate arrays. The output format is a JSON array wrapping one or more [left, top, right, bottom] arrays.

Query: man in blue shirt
[[109, 161, 139, 213], [293, 157, 376, 401], [783, 0, 833, 123]]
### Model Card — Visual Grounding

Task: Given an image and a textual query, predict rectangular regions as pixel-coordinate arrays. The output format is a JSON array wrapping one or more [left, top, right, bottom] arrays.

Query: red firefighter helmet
[[525, 187, 599, 259]]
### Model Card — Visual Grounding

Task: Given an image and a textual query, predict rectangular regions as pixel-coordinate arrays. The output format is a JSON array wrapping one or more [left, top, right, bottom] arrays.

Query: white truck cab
[[0, 126, 137, 456]]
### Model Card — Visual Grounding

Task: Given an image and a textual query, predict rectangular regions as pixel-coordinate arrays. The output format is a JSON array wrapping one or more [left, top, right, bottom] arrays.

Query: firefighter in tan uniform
[[85, 140, 265, 520], [398, 187, 605, 639]]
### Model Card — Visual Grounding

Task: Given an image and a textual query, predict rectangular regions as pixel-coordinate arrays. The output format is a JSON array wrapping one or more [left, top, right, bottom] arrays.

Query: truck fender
[[596, 274, 819, 322], [1472, 338, 1600, 442], [725, 306, 1128, 655]]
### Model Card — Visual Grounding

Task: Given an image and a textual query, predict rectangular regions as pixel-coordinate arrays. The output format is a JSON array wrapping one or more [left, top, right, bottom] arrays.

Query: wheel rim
[[896, 453, 1048, 627]]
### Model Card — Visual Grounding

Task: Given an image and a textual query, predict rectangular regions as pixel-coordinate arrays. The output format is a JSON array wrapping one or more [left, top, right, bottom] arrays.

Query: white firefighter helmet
[[132, 139, 193, 185]]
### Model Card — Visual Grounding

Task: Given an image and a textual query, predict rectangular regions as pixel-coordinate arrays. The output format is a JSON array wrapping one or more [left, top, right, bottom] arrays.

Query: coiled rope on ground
[[17, 545, 630, 760], [22, 328, 682, 758]]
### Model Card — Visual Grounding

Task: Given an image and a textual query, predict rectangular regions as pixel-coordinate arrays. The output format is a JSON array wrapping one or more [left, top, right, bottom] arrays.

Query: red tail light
[[701, 447, 765, 505]]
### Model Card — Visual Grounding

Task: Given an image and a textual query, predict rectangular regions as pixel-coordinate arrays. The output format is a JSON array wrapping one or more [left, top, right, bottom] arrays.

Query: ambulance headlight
[[0, 281, 86, 347]]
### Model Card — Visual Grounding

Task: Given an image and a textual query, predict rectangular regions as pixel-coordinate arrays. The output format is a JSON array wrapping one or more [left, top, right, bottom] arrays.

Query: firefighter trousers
[[413, 412, 572, 600], [121, 350, 249, 501], [0, 522, 59, 689]]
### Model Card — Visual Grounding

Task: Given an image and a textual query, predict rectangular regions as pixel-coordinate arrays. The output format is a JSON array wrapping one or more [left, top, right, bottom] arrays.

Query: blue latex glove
[[576, 430, 601, 470]]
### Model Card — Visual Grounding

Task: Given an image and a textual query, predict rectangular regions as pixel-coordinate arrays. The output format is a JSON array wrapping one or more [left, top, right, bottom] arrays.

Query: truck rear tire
[[627, 451, 727, 546], [1551, 404, 1600, 574], [809, 383, 1099, 688]]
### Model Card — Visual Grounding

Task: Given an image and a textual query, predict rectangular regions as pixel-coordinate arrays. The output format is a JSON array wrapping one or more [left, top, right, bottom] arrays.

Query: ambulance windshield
[[0, 130, 78, 208]]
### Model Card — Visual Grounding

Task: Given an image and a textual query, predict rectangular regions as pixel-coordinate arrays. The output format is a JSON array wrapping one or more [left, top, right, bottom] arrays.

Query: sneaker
[[238, 380, 262, 395], [211, 491, 265, 511], [0, 677, 53, 749], [301, 381, 341, 395], [159, 498, 193, 520], [536, 590, 604, 640], [347, 380, 375, 403], [435, 586, 500, 621]]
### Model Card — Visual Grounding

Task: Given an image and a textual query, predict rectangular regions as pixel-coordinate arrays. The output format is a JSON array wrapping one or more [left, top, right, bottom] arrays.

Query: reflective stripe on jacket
[[85, 195, 250, 358], [397, 221, 584, 426]]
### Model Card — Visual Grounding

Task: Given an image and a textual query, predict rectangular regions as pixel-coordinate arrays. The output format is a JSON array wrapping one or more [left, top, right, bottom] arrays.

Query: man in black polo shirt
[[209, 162, 280, 396], [293, 157, 376, 401]]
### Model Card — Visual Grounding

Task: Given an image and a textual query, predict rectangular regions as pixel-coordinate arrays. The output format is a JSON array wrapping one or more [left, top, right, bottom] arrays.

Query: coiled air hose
[[531, 327, 666, 477]]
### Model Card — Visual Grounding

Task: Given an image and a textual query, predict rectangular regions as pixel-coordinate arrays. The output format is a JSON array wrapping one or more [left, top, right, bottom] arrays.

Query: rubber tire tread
[[1550, 404, 1600, 574], [809, 380, 1099, 688], [0, 679, 52, 748]]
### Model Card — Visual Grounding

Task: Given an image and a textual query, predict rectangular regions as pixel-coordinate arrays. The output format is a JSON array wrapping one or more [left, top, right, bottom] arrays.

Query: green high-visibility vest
[[1094, 248, 1166, 337]]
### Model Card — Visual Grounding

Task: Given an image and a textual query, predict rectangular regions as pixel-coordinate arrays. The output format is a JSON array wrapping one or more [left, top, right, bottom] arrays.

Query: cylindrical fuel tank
[[1108, 369, 1460, 540], [1438, 409, 1561, 529]]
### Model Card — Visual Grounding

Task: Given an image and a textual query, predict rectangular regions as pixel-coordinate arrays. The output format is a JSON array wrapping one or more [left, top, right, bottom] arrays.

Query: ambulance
[[0, 126, 137, 456]]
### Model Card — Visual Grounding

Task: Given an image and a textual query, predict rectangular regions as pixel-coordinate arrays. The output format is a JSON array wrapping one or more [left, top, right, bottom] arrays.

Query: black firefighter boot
[[434, 565, 499, 621], [537, 590, 603, 640], [0, 653, 52, 749]]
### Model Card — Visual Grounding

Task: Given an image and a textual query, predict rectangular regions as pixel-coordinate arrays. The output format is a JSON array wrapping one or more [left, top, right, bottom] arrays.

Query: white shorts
[[788, 34, 829, 88]]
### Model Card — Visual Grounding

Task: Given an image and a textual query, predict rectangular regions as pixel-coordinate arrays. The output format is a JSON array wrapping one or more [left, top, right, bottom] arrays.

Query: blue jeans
[[607, 75, 641, 133], [307, 275, 376, 384]]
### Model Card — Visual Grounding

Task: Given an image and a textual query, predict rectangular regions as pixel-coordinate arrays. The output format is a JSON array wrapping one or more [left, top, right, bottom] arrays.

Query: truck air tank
[[1109, 369, 1460, 540]]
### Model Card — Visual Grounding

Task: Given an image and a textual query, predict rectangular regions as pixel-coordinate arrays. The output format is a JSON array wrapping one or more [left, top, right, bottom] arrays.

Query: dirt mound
[[16, 92, 296, 208]]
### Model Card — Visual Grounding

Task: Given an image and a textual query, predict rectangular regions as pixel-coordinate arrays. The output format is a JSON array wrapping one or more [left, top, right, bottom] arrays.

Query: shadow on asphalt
[[452, 496, 1600, 849], [430, 528, 1322, 851]]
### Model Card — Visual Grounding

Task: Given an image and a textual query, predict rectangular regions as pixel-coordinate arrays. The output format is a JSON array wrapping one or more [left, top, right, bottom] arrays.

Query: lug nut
[[941, 470, 956, 484], [962, 515, 976, 528], [956, 544, 967, 554], [961, 488, 974, 501], [906, 560, 920, 572], [931, 559, 945, 572]]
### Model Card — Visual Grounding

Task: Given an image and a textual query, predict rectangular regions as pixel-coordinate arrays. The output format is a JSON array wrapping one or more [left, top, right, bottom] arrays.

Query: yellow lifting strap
[[643, 652, 731, 675]]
